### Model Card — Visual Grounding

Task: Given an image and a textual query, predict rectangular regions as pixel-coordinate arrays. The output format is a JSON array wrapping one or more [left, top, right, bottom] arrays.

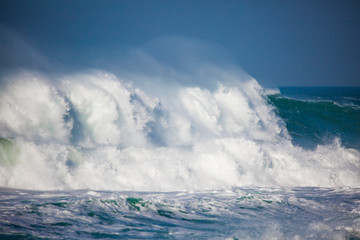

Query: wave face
[[0, 71, 359, 190], [268, 87, 360, 150]]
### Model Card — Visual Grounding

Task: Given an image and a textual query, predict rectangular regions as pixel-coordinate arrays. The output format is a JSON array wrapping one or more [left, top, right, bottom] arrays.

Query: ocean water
[[268, 87, 360, 150], [1, 187, 359, 239], [0, 71, 359, 239]]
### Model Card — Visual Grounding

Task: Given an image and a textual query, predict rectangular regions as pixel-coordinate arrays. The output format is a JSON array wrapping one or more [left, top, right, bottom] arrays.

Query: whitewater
[[0, 70, 359, 239]]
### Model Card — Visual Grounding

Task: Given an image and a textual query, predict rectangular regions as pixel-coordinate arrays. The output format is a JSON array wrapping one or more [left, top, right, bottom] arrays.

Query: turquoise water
[[268, 87, 360, 149], [0, 72, 359, 239]]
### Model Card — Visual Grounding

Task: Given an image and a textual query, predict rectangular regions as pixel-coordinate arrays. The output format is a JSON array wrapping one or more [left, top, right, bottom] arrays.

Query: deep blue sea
[[0, 73, 359, 239]]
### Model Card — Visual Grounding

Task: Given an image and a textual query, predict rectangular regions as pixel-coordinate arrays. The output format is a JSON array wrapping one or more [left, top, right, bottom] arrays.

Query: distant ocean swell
[[0, 71, 359, 191]]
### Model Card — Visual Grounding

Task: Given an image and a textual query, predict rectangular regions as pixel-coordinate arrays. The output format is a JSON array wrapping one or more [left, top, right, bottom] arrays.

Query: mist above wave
[[0, 70, 359, 191]]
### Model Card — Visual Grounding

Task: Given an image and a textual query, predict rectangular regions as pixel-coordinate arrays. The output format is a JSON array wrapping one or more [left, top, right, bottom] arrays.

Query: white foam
[[0, 70, 359, 191], [0, 73, 72, 143]]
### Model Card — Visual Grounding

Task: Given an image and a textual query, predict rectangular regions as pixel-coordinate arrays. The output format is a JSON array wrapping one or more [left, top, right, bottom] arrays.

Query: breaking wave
[[0, 70, 359, 190]]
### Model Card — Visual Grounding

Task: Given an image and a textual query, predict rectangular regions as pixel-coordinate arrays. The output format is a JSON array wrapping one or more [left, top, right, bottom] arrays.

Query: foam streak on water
[[0, 187, 359, 239]]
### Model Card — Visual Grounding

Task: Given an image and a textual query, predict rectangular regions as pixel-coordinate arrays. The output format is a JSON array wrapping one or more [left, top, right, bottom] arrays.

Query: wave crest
[[0, 71, 359, 190]]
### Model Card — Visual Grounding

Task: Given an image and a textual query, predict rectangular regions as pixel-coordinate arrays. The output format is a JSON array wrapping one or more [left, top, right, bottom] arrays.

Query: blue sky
[[0, 0, 360, 87]]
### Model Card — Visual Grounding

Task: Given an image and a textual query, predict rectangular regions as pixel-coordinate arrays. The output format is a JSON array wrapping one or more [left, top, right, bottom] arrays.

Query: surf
[[0, 70, 359, 191]]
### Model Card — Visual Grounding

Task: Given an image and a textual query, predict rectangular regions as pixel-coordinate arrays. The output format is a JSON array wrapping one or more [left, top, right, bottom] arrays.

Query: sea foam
[[0, 70, 359, 190]]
